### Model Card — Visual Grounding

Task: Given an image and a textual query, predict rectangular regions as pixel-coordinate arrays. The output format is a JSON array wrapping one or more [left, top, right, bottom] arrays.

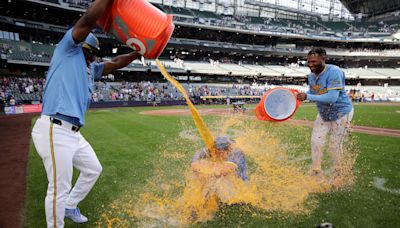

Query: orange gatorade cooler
[[255, 87, 301, 122], [97, 0, 175, 59]]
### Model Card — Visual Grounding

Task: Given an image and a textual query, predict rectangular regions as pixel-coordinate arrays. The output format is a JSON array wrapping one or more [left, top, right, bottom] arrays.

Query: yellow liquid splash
[[96, 117, 358, 227], [156, 59, 216, 158], [95, 63, 358, 227]]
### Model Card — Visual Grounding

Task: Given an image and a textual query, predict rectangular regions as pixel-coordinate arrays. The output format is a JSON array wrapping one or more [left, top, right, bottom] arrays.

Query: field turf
[[25, 104, 400, 227]]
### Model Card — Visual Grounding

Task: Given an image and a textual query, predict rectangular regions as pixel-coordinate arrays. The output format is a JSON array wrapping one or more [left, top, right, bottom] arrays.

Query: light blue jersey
[[192, 148, 248, 181], [42, 29, 104, 126], [307, 64, 353, 121]]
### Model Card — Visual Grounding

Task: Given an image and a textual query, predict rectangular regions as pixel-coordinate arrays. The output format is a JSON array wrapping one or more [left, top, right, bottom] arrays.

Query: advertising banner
[[3, 104, 42, 114], [22, 104, 42, 113]]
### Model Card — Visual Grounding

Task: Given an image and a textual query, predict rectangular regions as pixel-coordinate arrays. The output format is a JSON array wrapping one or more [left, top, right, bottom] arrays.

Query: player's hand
[[296, 92, 307, 101], [128, 51, 141, 59], [217, 162, 236, 177]]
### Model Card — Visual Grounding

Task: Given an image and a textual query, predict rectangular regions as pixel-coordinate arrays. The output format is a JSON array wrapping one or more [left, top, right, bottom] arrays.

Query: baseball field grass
[[25, 103, 400, 227], [293, 103, 400, 129]]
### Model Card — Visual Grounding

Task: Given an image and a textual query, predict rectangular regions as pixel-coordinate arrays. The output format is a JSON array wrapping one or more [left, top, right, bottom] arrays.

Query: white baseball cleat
[[65, 208, 88, 223]]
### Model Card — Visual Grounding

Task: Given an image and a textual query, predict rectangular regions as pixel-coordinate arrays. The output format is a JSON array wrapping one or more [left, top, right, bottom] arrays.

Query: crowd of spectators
[[0, 76, 45, 106], [347, 83, 400, 102], [0, 43, 13, 55], [93, 81, 184, 102], [0, 76, 269, 106], [1, 75, 399, 107], [92, 81, 266, 103]]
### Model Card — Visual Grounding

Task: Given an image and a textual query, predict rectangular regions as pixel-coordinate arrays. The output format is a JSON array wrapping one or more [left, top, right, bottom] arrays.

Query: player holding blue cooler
[[297, 47, 353, 185]]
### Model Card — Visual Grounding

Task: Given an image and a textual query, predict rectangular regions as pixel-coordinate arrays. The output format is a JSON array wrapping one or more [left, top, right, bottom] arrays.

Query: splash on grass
[[95, 116, 358, 227]]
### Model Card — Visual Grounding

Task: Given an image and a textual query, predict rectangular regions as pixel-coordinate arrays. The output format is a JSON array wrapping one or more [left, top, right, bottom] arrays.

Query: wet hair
[[308, 47, 327, 57]]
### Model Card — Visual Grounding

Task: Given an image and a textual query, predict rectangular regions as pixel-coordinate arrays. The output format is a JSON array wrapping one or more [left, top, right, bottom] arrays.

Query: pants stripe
[[49, 123, 57, 228]]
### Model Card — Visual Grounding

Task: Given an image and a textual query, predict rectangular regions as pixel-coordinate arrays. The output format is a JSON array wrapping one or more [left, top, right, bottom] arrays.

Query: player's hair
[[308, 47, 327, 57]]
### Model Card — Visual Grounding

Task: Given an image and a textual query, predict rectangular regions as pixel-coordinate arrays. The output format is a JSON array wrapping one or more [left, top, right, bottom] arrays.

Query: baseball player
[[189, 136, 249, 220], [296, 47, 353, 183], [31, 0, 139, 227], [192, 135, 248, 181]]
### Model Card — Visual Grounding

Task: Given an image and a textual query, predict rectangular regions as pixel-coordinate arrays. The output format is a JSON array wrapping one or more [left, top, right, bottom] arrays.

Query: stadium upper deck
[[0, 0, 400, 85], [3, 0, 400, 42]]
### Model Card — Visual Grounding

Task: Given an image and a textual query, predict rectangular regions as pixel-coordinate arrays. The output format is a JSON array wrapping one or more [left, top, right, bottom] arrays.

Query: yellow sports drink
[[97, 0, 174, 59], [156, 59, 217, 158]]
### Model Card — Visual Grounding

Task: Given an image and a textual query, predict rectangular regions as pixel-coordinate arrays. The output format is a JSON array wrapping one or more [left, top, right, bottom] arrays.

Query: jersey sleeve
[[327, 68, 344, 91], [307, 90, 340, 103], [92, 62, 105, 81], [228, 149, 248, 181], [56, 28, 81, 54]]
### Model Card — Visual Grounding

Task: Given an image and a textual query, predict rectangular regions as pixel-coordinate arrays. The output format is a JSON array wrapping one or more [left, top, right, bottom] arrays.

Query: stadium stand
[[3, 74, 400, 106], [1, 0, 400, 109], [241, 64, 277, 76], [2, 0, 397, 40]]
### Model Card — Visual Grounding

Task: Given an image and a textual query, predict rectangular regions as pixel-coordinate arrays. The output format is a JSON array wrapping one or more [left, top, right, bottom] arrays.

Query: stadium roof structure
[[244, 0, 322, 19], [149, 0, 355, 21], [340, 0, 400, 19]]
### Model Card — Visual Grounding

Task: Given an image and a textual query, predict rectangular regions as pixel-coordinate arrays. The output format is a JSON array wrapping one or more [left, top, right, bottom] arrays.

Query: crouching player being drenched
[[192, 135, 248, 182], [181, 136, 255, 222]]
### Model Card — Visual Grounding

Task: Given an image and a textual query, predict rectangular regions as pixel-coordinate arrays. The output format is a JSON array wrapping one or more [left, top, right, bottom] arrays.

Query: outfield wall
[[2, 100, 187, 115], [89, 100, 186, 108]]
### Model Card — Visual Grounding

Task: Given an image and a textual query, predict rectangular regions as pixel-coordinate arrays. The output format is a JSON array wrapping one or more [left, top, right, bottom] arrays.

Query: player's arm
[[305, 90, 340, 103], [72, 0, 114, 43], [302, 69, 343, 103], [102, 52, 140, 75]]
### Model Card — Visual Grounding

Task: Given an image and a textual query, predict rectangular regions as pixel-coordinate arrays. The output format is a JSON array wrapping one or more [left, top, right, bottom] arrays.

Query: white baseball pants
[[31, 116, 102, 228], [311, 109, 354, 172]]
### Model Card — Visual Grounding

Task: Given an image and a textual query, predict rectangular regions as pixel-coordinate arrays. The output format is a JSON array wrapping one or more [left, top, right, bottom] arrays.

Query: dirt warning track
[[0, 114, 35, 228]]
